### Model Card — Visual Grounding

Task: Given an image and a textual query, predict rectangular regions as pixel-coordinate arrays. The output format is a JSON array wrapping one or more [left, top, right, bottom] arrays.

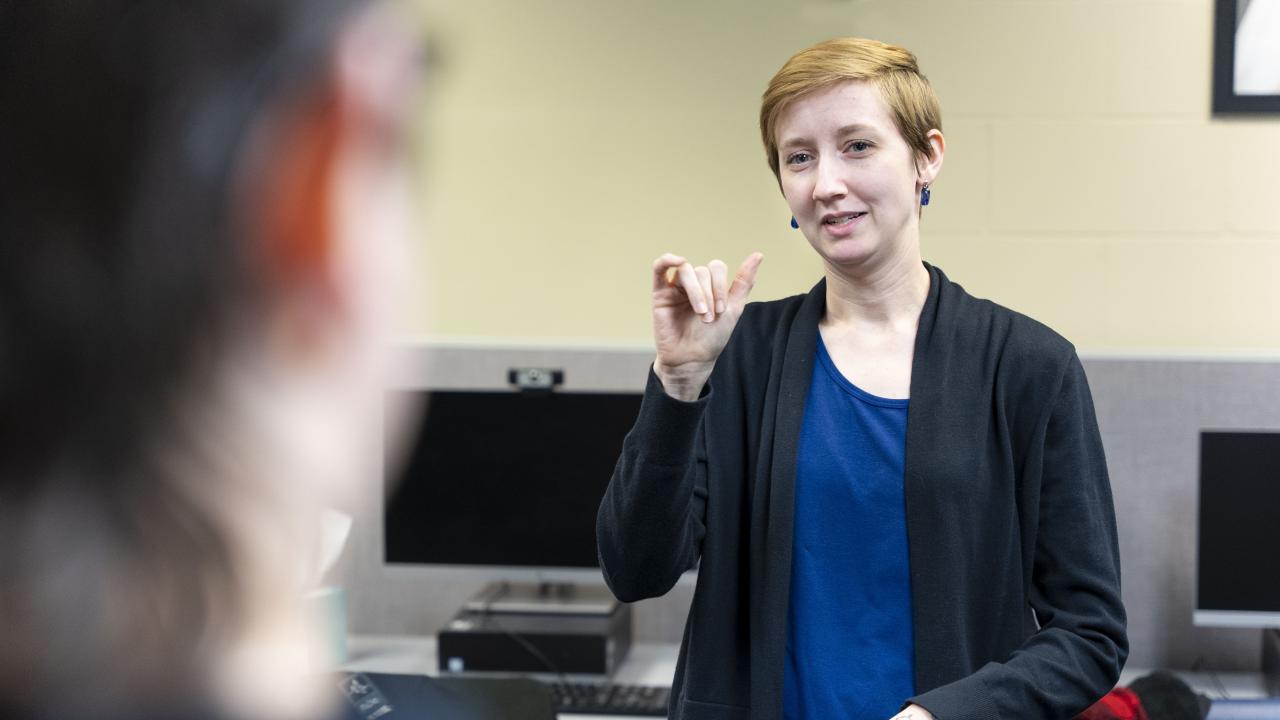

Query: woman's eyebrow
[[778, 134, 814, 152], [835, 123, 878, 136]]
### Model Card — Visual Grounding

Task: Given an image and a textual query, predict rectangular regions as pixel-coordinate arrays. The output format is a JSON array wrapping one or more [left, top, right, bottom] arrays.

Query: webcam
[[508, 367, 565, 393]]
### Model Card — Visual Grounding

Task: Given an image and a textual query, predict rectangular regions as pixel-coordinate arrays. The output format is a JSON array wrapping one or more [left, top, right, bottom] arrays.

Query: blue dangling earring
[[920, 183, 932, 206], [790, 216, 799, 229]]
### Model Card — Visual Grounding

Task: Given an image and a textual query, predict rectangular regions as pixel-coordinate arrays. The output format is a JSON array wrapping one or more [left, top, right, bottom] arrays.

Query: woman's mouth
[[823, 212, 867, 225], [821, 212, 867, 231]]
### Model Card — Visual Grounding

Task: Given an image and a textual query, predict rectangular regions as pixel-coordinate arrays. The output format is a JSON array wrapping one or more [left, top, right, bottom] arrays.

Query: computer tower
[[437, 603, 632, 676]]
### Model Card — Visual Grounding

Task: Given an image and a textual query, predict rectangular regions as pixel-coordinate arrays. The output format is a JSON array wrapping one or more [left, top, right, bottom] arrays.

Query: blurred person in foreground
[[0, 2, 423, 719]]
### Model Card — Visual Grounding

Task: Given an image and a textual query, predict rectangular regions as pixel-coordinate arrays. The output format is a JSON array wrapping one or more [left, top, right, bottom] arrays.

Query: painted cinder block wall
[[409, 0, 1280, 354]]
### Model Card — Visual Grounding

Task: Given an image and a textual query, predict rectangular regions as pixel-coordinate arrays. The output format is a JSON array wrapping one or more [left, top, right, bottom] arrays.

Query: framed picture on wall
[[1214, 0, 1280, 113]]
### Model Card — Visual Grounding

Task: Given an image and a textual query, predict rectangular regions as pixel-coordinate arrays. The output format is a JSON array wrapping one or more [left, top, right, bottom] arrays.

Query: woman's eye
[[846, 140, 872, 153], [786, 152, 812, 165]]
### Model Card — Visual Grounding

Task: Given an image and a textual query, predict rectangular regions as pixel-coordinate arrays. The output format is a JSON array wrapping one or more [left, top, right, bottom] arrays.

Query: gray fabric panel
[[1086, 357, 1280, 671], [342, 346, 1280, 672]]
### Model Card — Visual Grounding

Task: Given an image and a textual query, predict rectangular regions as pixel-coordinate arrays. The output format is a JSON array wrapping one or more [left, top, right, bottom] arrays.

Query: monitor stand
[[1264, 628, 1280, 696], [463, 581, 618, 616]]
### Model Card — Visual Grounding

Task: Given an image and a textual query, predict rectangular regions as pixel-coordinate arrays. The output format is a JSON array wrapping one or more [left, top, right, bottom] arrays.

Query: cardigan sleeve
[[595, 366, 710, 603], [909, 353, 1129, 719]]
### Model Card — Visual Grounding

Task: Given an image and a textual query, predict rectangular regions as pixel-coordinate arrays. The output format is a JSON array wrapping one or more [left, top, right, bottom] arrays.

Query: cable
[[1208, 667, 1230, 701], [475, 588, 572, 687], [1191, 654, 1231, 700]]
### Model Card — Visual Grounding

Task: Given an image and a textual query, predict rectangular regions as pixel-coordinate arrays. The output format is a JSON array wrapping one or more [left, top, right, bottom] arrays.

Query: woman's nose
[[812, 157, 847, 202]]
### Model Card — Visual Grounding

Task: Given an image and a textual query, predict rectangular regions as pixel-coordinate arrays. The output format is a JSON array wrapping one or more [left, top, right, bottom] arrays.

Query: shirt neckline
[[815, 333, 910, 408]]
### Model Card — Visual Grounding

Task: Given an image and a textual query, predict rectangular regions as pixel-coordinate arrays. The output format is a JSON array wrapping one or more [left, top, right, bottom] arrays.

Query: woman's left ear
[[249, 6, 422, 362], [253, 6, 418, 295], [258, 94, 343, 284], [246, 91, 348, 363], [916, 129, 946, 187]]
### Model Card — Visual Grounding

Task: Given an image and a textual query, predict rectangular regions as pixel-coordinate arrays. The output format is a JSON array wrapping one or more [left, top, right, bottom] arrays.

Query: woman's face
[[775, 80, 930, 271]]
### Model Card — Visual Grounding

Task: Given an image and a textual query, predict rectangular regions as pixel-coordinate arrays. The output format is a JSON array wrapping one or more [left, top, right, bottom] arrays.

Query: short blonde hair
[[760, 38, 942, 182]]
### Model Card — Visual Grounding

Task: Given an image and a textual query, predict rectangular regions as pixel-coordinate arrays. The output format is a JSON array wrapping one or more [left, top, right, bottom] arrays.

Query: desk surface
[[346, 634, 1273, 717], [345, 634, 678, 719]]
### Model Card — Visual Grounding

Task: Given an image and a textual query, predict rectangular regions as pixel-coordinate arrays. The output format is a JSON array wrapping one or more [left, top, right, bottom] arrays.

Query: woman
[[0, 2, 421, 719], [597, 38, 1127, 720]]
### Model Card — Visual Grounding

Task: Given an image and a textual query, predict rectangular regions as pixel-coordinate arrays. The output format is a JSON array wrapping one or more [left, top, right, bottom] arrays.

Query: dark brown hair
[[0, 2, 361, 716]]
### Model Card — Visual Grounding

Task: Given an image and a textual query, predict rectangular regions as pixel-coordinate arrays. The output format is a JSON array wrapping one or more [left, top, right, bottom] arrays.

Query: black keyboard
[[547, 681, 670, 716]]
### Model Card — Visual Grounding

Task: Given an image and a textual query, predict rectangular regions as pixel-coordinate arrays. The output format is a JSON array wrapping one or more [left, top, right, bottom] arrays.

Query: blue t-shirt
[[783, 334, 916, 720]]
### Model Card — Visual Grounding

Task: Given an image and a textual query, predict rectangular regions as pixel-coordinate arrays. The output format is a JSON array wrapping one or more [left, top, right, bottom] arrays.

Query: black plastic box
[[437, 604, 632, 676]]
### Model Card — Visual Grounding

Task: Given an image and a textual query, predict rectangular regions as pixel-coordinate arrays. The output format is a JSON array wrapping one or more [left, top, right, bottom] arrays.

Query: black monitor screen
[[1197, 431, 1280, 613], [385, 390, 643, 569]]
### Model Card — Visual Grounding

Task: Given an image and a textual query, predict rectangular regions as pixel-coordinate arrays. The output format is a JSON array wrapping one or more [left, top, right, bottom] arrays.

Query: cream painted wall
[[409, 0, 1280, 354]]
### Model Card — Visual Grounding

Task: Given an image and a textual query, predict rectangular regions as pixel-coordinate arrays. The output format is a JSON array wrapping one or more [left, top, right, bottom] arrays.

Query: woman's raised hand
[[651, 252, 763, 401]]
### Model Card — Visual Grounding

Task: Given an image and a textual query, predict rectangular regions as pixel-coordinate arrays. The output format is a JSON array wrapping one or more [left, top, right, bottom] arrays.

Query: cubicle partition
[[340, 343, 1280, 673]]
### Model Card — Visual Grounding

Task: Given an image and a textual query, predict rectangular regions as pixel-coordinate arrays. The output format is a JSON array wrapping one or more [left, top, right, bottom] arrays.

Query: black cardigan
[[596, 263, 1127, 720]]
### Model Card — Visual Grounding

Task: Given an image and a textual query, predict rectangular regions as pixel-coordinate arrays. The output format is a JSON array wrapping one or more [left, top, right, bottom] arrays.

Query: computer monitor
[[1195, 430, 1280, 628], [384, 388, 643, 588]]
